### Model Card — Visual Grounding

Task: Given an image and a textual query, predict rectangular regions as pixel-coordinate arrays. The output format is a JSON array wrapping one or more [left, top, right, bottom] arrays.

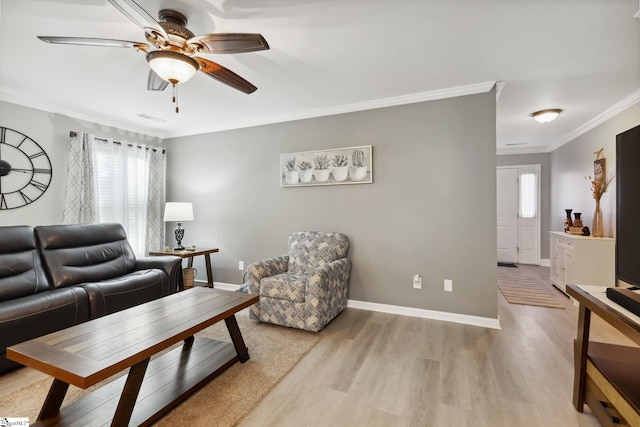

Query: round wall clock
[[0, 127, 53, 210]]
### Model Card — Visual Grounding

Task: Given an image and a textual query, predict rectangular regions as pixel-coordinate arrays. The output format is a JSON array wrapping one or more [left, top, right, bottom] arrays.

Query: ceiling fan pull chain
[[172, 83, 179, 113]]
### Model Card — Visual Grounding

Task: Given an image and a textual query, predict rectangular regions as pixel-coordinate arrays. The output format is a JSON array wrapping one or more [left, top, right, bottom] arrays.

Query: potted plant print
[[283, 157, 299, 185], [314, 154, 331, 182], [298, 161, 313, 183], [331, 154, 349, 182], [349, 149, 367, 181]]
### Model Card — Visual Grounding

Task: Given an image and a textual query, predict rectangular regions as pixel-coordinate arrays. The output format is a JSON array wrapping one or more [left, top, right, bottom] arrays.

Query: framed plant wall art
[[280, 145, 372, 187]]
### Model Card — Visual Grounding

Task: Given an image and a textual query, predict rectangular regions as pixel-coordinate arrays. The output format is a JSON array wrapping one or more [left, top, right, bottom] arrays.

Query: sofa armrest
[[247, 255, 289, 295], [135, 256, 183, 292]]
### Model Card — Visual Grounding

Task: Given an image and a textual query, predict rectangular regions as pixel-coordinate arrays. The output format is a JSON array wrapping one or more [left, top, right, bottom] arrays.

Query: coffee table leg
[[111, 357, 150, 427], [38, 378, 70, 420], [225, 315, 249, 362]]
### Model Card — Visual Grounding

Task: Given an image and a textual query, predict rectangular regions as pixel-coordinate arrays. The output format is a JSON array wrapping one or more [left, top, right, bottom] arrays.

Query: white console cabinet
[[549, 231, 615, 294]]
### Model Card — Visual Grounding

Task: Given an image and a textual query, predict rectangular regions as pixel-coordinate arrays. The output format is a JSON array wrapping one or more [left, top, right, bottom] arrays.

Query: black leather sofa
[[0, 223, 182, 374]]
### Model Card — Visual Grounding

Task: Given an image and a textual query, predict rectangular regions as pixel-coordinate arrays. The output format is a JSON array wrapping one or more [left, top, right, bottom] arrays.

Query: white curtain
[[61, 131, 166, 257], [62, 132, 97, 224]]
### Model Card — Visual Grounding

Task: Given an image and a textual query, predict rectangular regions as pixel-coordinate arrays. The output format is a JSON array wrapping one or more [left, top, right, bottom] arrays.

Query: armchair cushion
[[260, 273, 307, 303]]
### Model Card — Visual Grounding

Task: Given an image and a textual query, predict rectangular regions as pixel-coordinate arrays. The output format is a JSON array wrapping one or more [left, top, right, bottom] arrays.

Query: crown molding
[[548, 88, 640, 152], [165, 81, 497, 138]]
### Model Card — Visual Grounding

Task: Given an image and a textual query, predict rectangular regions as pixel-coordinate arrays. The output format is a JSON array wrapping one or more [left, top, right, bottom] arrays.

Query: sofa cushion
[[0, 225, 51, 302], [288, 231, 349, 274], [260, 273, 307, 303], [0, 286, 89, 372], [36, 223, 137, 289], [81, 269, 172, 318]]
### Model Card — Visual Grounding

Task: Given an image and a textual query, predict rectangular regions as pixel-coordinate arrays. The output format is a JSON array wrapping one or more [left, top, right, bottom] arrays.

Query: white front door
[[496, 165, 541, 265], [516, 165, 540, 265], [496, 168, 518, 263]]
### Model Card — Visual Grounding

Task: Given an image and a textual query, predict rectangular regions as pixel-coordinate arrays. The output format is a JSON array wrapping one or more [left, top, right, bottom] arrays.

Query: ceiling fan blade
[[195, 57, 257, 94], [147, 69, 169, 91], [187, 33, 269, 54], [37, 36, 149, 51], [107, 0, 169, 41]]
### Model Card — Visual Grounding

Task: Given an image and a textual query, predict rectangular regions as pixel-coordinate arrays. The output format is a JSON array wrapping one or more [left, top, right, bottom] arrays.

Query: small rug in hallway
[[0, 311, 320, 427], [498, 277, 565, 309]]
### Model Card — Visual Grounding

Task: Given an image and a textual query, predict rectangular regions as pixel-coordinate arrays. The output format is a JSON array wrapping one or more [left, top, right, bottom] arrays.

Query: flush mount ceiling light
[[531, 109, 562, 123]]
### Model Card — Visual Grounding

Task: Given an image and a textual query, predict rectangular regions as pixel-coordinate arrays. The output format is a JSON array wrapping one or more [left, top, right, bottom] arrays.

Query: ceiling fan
[[38, 0, 269, 112]]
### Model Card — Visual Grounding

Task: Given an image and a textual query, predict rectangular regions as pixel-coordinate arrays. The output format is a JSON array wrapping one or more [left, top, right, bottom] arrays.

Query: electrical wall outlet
[[239, 260, 244, 270], [413, 274, 422, 289], [444, 279, 453, 292]]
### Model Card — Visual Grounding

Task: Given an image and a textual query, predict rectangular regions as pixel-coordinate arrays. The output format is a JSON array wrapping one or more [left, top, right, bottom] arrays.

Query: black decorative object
[[573, 212, 583, 228], [0, 127, 53, 209], [174, 221, 185, 250], [564, 209, 573, 232]]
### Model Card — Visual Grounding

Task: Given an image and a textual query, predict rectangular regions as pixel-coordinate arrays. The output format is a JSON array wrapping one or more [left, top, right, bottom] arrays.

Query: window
[[519, 172, 536, 218], [62, 132, 166, 257], [94, 141, 150, 257]]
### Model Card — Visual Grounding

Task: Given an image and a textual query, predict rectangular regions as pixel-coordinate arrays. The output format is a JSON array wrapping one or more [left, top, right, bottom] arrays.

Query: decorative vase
[[573, 212, 583, 228], [592, 200, 604, 237], [564, 209, 573, 232]]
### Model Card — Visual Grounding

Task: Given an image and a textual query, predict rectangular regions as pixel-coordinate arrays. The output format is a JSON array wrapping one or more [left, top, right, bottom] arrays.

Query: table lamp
[[164, 202, 194, 250]]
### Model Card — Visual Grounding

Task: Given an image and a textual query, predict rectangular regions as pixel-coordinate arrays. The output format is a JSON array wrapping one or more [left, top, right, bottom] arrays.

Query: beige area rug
[[0, 311, 320, 426], [498, 277, 565, 309]]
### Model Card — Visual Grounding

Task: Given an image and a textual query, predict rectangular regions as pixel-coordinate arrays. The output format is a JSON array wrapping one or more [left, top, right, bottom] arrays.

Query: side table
[[149, 248, 219, 288]]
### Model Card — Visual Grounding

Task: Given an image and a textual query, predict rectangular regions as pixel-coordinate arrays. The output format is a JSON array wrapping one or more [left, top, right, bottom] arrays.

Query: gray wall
[[497, 153, 551, 260], [551, 102, 640, 238], [0, 100, 162, 226], [165, 91, 498, 319]]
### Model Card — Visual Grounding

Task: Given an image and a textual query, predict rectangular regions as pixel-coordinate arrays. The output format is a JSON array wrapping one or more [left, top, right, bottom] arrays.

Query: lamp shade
[[531, 109, 562, 123], [164, 202, 194, 222], [146, 51, 199, 84]]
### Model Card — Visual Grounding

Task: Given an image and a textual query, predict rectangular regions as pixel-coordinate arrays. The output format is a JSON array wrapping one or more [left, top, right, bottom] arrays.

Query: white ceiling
[[1, 0, 639, 153]]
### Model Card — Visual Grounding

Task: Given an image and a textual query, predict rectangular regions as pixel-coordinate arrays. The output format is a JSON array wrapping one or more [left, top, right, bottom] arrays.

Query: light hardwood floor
[[239, 265, 636, 427], [0, 265, 635, 426]]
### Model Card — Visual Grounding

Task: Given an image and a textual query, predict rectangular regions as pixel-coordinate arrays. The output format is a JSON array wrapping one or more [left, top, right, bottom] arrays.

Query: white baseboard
[[209, 281, 501, 330], [540, 259, 550, 267], [196, 280, 241, 291], [347, 300, 501, 329]]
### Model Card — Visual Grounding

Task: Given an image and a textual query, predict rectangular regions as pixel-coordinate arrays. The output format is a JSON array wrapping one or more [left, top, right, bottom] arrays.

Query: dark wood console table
[[149, 247, 219, 288], [567, 284, 640, 427], [7, 288, 258, 426]]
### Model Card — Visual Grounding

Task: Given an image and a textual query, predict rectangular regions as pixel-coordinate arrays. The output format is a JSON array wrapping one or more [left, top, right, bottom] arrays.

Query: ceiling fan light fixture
[[146, 51, 198, 84], [531, 109, 562, 123]]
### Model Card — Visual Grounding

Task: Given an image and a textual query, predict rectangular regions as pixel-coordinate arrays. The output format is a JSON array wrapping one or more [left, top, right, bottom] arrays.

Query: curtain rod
[[69, 131, 165, 154]]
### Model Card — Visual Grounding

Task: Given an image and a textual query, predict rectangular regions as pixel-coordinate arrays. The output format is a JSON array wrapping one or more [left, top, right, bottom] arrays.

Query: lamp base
[[174, 221, 185, 251]]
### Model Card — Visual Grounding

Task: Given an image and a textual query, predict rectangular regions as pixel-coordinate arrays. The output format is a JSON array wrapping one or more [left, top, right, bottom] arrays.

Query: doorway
[[496, 165, 541, 265]]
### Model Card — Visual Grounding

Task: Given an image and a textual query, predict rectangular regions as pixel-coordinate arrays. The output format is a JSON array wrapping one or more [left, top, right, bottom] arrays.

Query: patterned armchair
[[248, 231, 351, 332]]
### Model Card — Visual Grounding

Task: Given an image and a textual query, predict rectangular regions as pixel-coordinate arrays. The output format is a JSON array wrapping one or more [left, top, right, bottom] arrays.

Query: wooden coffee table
[[7, 288, 258, 426]]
